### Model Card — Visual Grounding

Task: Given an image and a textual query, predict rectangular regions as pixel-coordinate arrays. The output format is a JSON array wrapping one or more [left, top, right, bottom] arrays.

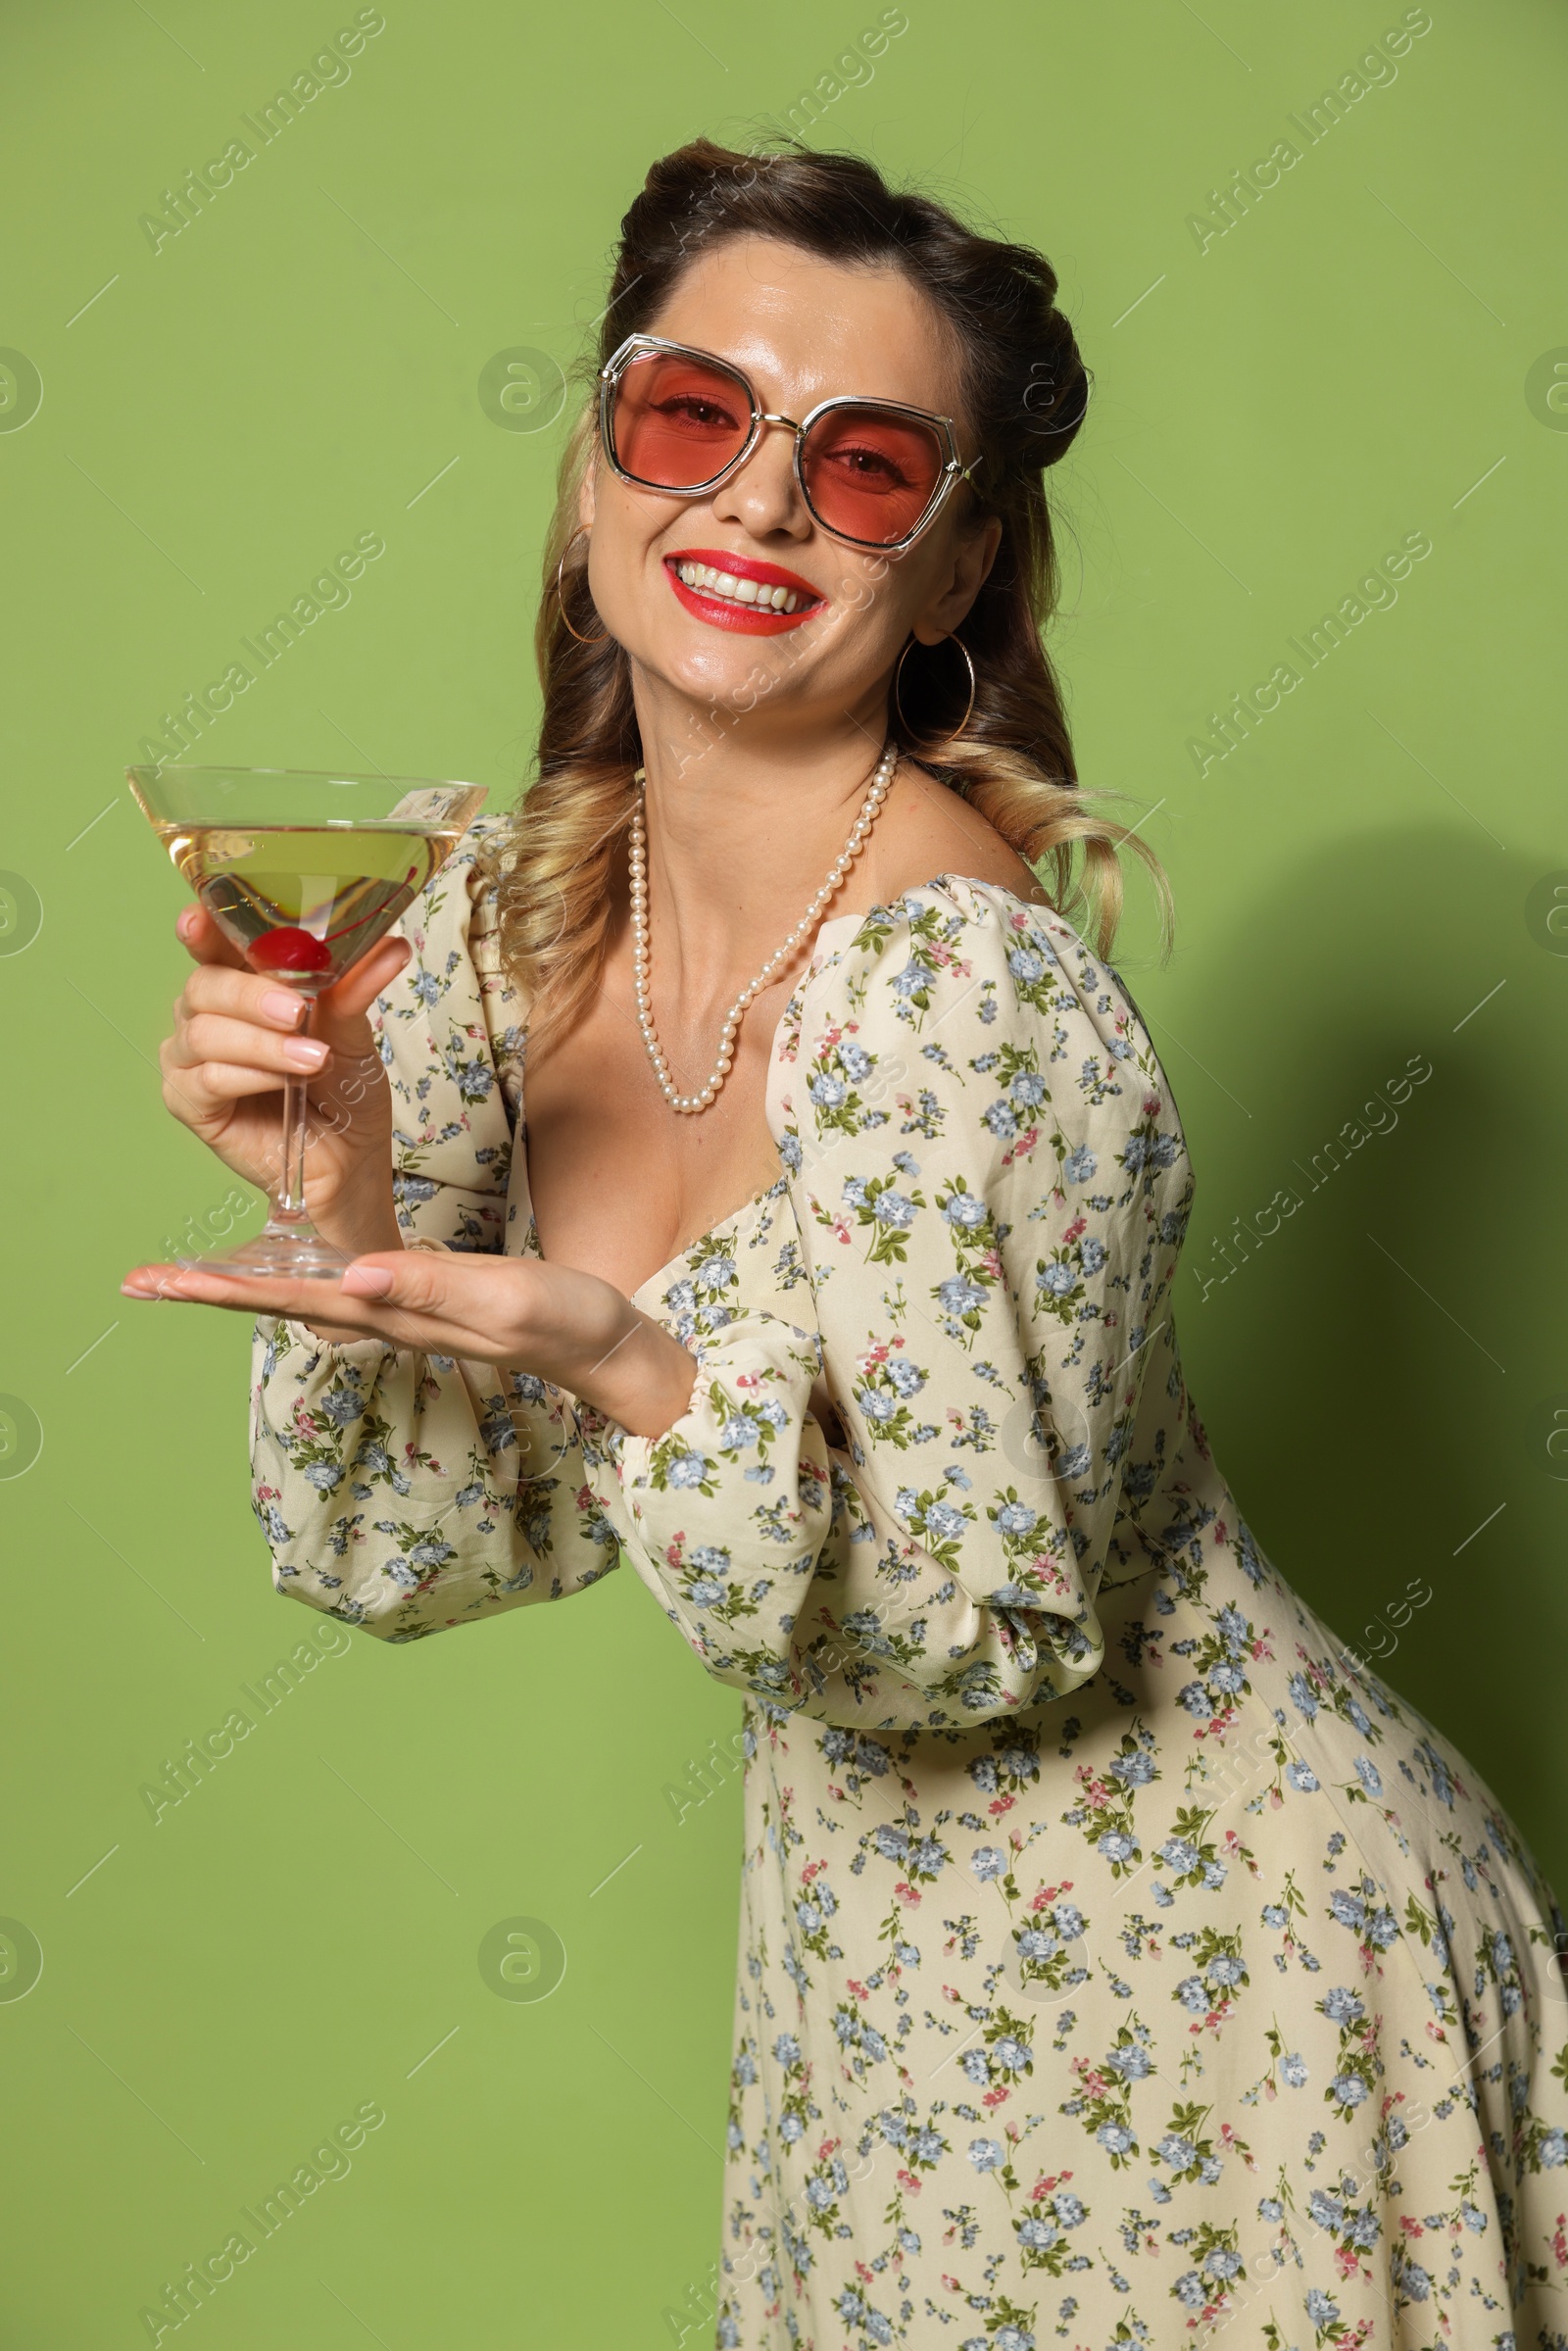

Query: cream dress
[[251, 821, 1568, 2350]]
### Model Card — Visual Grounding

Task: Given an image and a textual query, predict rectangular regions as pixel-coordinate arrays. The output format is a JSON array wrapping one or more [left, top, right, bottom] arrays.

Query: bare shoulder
[[854, 758, 1051, 910]]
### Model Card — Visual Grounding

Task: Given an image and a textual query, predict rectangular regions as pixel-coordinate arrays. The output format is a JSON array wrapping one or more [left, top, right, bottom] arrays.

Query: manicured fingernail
[[175, 908, 197, 940], [339, 1263, 394, 1297], [282, 1037, 329, 1069], [262, 990, 308, 1027]]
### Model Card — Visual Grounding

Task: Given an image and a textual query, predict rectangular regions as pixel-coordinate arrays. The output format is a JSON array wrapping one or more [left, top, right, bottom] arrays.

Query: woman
[[123, 140, 1568, 2348]]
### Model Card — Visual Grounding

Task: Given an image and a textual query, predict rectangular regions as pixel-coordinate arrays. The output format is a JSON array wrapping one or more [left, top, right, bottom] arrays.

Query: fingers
[[160, 933, 408, 1153], [175, 902, 250, 970], [320, 934, 414, 1027], [120, 1260, 474, 1360], [121, 1249, 649, 1417], [122, 1248, 512, 1361], [337, 1260, 396, 1298], [174, 905, 413, 1023], [173, 961, 314, 1037], [165, 1006, 333, 1084], [335, 1249, 449, 1320], [169, 931, 410, 1072], [173, 910, 409, 1043], [161, 993, 331, 1130]]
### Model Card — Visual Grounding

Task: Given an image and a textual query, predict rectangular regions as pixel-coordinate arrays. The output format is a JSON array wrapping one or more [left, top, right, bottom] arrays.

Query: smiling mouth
[[672, 559, 808, 612], [662, 550, 825, 633]]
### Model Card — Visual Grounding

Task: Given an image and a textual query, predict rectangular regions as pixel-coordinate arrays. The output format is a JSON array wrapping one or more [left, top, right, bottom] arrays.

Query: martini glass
[[126, 763, 487, 1279]]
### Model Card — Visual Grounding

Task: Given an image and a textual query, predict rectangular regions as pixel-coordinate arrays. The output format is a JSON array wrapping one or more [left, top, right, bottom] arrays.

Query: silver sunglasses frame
[[597, 332, 984, 556]]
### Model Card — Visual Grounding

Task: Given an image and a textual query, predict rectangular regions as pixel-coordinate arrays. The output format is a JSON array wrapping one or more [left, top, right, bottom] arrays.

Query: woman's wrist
[[566, 1306, 696, 1438]]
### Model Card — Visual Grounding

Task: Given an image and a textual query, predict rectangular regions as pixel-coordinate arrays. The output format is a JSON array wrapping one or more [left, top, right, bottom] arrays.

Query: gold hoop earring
[[554, 525, 610, 645], [892, 631, 976, 751]]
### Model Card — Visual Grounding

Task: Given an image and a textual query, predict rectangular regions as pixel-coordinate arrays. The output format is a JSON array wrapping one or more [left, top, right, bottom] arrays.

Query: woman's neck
[[630, 681, 895, 1012]]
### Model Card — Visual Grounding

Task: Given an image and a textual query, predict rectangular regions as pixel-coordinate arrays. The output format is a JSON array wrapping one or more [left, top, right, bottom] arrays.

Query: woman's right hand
[[158, 903, 414, 1256]]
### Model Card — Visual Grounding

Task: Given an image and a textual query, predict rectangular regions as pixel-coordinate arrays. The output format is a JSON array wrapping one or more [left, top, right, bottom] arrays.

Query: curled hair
[[479, 135, 1170, 1042]]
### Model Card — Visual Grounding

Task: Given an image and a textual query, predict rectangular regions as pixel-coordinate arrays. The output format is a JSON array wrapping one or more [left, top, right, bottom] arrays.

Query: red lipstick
[[663, 547, 825, 635]]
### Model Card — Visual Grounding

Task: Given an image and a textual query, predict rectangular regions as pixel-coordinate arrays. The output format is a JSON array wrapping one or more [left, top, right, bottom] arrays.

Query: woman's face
[[580, 234, 1000, 742]]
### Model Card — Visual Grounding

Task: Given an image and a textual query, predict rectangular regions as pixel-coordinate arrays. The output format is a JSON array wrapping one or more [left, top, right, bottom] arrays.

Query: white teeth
[[673, 561, 804, 614]]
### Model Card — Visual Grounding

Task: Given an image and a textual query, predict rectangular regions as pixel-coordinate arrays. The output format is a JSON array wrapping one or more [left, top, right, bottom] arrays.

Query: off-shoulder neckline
[[517, 872, 1056, 1318], [809, 869, 1054, 945]]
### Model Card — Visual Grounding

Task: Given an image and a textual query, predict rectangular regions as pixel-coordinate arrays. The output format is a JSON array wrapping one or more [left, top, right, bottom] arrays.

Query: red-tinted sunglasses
[[597, 334, 985, 555]]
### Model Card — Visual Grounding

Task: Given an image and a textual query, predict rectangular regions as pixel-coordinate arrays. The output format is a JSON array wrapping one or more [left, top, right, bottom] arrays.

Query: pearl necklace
[[629, 742, 898, 1115]]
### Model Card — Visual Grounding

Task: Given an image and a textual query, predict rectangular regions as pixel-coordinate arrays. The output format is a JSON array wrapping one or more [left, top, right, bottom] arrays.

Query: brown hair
[[479, 135, 1169, 1042]]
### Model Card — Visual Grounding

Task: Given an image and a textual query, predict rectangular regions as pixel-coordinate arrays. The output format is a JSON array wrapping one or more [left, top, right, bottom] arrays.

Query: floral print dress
[[251, 821, 1568, 2351]]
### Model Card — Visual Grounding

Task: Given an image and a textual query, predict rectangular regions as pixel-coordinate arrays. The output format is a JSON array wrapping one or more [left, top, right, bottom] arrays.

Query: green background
[[3, 0, 1564, 2341]]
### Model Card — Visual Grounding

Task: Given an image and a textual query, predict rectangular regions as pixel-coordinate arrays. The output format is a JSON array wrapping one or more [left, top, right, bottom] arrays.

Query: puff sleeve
[[247, 824, 621, 1641], [606, 879, 1193, 1727]]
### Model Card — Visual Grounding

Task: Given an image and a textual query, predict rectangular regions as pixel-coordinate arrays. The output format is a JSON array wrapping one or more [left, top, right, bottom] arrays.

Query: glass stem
[[272, 993, 315, 1227]]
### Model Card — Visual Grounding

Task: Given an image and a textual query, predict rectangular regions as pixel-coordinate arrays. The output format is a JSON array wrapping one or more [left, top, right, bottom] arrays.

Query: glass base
[[175, 1218, 353, 1282]]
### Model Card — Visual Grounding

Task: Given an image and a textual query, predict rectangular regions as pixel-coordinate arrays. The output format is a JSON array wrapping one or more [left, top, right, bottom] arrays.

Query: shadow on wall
[[1152, 820, 1567, 1882]]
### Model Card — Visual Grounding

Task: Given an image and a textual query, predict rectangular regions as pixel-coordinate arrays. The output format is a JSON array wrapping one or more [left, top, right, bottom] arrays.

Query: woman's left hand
[[120, 1248, 697, 1440]]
